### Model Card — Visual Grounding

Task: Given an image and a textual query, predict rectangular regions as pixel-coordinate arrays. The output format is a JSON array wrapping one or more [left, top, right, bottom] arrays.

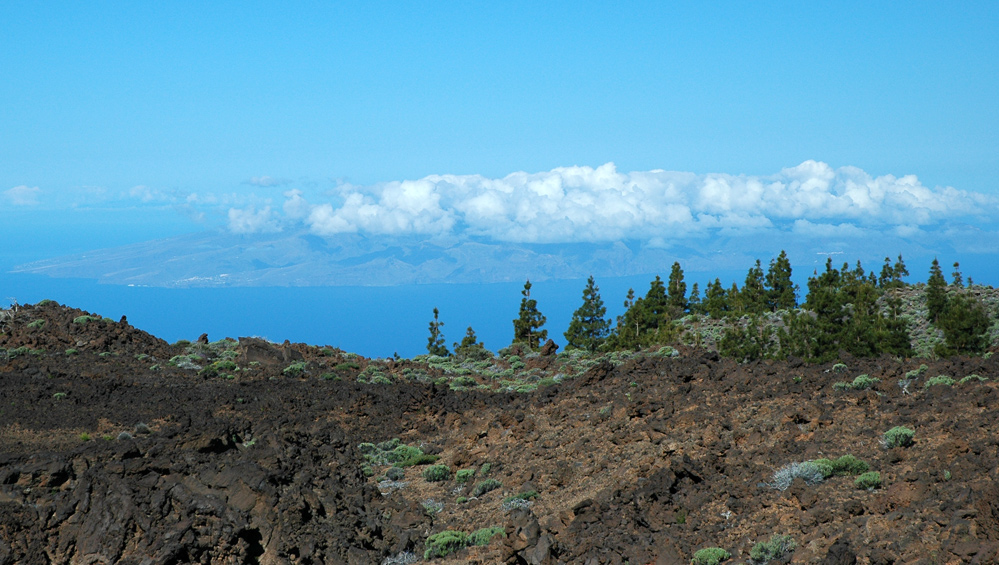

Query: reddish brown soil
[[1, 301, 998, 564]]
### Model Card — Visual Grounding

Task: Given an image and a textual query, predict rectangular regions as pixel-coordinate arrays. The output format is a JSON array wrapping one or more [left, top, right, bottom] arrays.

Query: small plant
[[924, 375, 955, 388], [960, 374, 987, 384], [831, 363, 848, 373], [282, 362, 307, 377], [386, 467, 405, 481], [52, 392, 67, 400], [455, 469, 475, 484], [455, 496, 468, 504], [467, 526, 505, 547], [829, 455, 869, 476], [422, 464, 452, 482], [691, 547, 731, 565], [117, 431, 133, 441], [27, 319, 45, 329], [749, 534, 797, 564], [421, 498, 444, 515], [479, 462, 492, 476], [833, 374, 880, 391], [134, 422, 151, 435], [855, 471, 882, 490], [424, 530, 467, 559], [503, 490, 538, 503], [335, 361, 361, 372], [882, 426, 915, 448], [65, 349, 78, 355], [73, 315, 96, 325], [79, 433, 91, 441], [767, 461, 824, 491], [471, 478, 501, 497]]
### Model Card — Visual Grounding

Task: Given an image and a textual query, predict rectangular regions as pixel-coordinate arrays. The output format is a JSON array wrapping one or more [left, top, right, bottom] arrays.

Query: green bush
[[749, 534, 797, 563], [422, 464, 452, 482], [691, 547, 731, 565], [831, 363, 848, 373], [334, 361, 361, 372], [960, 374, 988, 384], [833, 374, 880, 391], [455, 469, 475, 483], [855, 471, 882, 490], [503, 490, 538, 503], [830, 455, 869, 476], [467, 526, 505, 547], [810, 458, 834, 479], [65, 349, 78, 355], [924, 374, 955, 388], [424, 530, 467, 559], [471, 479, 501, 497], [386, 467, 405, 481], [27, 319, 45, 329], [282, 362, 307, 377], [882, 426, 915, 448], [73, 315, 96, 325]]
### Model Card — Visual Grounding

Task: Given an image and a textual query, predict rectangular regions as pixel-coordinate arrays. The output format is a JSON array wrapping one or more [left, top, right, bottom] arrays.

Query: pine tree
[[688, 282, 702, 314], [878, 256, 894, 288], [426, 307, 449, 357], [935, 293, 991, 356], [564, 276, 610, 351], [453, 326, 492, 361], [702, 279, 728, 318], [740, 260, 767, 314], [892, 254, 909, 285], [512, 280, 548, 349], [765, 250, 797, 311], [952, 262, 963, 287], [666, 262, 688, 316], [926, 258, 948, 323]]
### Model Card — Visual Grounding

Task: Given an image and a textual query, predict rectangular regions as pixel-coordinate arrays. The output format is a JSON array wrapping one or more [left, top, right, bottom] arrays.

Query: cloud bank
[[224, 161, 998, 246], [5, 185, 41, 206]]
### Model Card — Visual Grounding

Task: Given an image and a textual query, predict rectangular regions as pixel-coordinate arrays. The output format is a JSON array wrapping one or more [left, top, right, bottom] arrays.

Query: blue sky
[[3, 1, 998, 263]]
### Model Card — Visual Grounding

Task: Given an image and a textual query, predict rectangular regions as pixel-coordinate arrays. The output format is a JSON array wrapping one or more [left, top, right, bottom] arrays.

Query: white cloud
[[246, 176, 291, 187], [221, 161, 999, 244], [227, 206, 281, 234], [5, 185, 41, 206]]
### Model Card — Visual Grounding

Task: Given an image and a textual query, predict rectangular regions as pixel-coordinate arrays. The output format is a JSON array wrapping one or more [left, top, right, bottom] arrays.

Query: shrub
[[833, 374, 880, 391], [479, 462, 492, 476], [503, 490, 538, 503], [73, 315, 96, 324], [810, 459, 834, 479], [882, 426, 915, 448], [386, 467, 405, 481], [424, 530, 467, 559], [831, 363, 848, 373], [830, 455, 869, 476], [27, 319, 45, 329], [449, 375, 477, 390], [52, 392, 67, 400], [472, 479, 501, 497], [422, 464, 452, 482], [960, 374, 988, 384], [768, 461, 824, 491], [334, 361, 361, 372], [117, 431, 133, 440], [924, 374, 956, 388], [749, 534, 797, 564], [905, 364, 929, 380], [134, 422, 151, 435], [421, 498, 444, 515], [79, 433, 91, 441], [65, 349, 78, 355], [283, 362, 307, 377], [467, 526, 505, 547], [455, 469, 475, 484], [855, 471, 882, 490], [691, 547, 731, 565]]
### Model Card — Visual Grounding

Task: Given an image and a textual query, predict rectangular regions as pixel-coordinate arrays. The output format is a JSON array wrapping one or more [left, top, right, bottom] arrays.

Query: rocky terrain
[[2, 300, 999, 564]]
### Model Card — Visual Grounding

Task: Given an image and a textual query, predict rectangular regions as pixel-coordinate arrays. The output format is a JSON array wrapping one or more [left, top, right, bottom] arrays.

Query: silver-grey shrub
[[767, 462, 825, 491]]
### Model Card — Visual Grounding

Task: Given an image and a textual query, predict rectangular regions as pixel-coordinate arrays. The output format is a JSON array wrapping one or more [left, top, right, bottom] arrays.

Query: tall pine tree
[[426, 307, 449, 357], [564, 276, 611, 351], [512, 280, 548, 349], [926, 258, 948, 323], [765, 250, 797, 311], [666, 262, 688, 316]]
